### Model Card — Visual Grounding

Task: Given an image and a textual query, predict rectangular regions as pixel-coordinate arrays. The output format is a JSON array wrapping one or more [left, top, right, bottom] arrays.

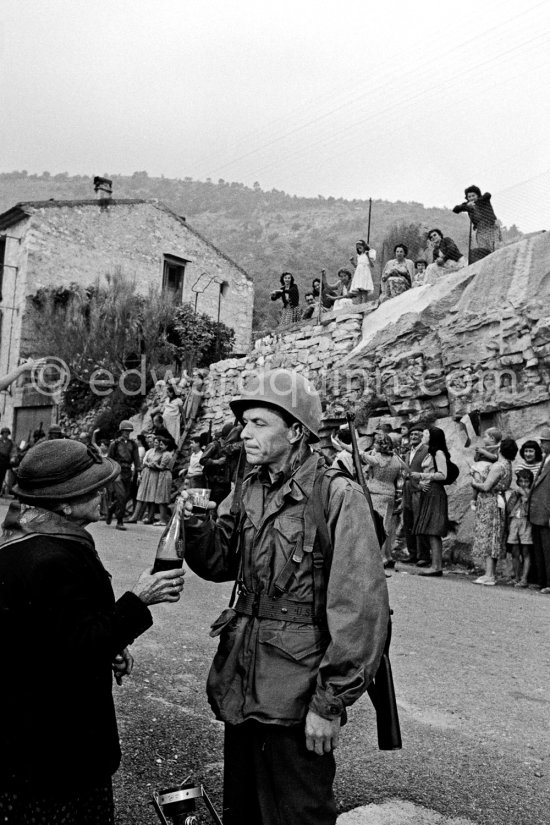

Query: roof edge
[[0, 198, 253, 282], [152, 201, 253, 282]]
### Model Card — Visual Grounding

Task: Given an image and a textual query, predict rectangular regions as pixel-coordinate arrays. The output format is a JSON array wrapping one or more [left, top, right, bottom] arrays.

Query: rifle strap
[[229, 444, 247, 516], [270, 456, 322, 599]]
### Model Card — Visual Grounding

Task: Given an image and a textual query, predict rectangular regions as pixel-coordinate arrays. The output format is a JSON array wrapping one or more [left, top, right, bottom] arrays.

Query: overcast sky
[[2, 0, 549, 231]]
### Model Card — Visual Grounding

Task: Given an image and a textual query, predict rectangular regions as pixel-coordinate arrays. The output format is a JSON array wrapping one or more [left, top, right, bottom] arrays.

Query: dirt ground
[[10, 506, 547, 825]]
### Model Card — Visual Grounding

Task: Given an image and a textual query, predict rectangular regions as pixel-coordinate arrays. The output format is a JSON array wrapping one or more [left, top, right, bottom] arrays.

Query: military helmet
[[230, 368, 322, 442], [119, 420, 133, 431]]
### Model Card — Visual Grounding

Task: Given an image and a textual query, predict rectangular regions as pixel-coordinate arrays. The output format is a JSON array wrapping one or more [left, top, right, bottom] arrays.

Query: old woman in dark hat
[[0, 440, 185, 824]]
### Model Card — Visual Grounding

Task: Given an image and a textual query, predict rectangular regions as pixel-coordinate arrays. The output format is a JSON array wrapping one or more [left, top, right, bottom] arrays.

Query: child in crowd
[[515, 439, 543, 477], [349, 239, 375, 303], [470, 428, 502, 511], [412, 260, 427, 287], [178, 435, 205, 488], [506, 468, 534, 586]]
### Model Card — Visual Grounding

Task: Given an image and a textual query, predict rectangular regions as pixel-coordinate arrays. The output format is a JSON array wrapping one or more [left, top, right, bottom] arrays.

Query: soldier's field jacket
[[185, 451, 389, 726]]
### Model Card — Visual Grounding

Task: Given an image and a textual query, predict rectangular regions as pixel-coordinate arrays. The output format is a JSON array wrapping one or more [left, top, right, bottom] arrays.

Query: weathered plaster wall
[[0, 216, 36, 427], [20, 201, 253, 352]]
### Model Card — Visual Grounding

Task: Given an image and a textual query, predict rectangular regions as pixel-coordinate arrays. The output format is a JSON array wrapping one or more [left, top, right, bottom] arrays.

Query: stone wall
[[196, 310, 368, 431], [193, 232, 550, 565]]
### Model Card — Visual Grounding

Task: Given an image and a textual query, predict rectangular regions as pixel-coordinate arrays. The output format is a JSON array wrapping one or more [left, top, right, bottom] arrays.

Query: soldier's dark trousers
[[223, 720, 337, 825], [111, 475, 132, 525]]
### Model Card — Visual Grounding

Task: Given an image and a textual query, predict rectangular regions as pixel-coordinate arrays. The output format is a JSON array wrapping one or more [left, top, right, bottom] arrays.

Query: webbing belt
[[234, 592, 325, 625]]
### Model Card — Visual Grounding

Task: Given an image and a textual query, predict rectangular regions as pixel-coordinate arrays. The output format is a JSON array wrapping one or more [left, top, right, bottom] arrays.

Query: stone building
[[0, 187, 253, 437]]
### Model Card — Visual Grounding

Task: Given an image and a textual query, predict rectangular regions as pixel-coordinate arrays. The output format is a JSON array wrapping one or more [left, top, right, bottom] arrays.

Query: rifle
[[346, 411, 402, 751]]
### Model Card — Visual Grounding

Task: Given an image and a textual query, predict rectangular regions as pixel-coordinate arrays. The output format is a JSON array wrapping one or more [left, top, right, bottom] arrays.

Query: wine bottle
[[152, 496, 185, 573]]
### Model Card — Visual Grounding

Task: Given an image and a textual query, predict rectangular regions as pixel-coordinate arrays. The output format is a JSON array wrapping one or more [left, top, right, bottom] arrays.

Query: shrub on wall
[[30, 269, 176, 416], [167, 303, 235, 372]]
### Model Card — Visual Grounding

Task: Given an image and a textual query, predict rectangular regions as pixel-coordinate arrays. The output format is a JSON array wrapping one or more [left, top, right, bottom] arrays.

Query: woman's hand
[[133, 568, 185, 605]]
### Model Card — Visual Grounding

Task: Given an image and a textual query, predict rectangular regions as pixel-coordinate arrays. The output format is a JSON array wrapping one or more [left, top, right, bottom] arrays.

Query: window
[[162, 254, 188, 303]]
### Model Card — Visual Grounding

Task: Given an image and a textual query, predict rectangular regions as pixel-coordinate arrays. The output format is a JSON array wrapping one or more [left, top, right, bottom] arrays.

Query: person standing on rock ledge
[[452, 185, 502, 254], [349, 239, 375, 304], [183, 368, 389, 825]]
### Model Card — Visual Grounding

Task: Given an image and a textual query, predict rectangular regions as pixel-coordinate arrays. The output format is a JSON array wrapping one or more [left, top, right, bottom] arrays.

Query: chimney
[[93, 176, 113, 200]]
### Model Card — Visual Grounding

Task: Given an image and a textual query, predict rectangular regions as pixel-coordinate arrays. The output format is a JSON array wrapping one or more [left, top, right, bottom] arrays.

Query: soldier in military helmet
[[183, 368, 389, 825], [107, 421, 140, 531]]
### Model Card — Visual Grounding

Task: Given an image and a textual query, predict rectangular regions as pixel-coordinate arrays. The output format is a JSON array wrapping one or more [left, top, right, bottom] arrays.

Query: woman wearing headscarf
[[270, 272, 300, 325], [0, 440, 184, 824], [409, 426, 450, 577], [381, 244, 414, 301]]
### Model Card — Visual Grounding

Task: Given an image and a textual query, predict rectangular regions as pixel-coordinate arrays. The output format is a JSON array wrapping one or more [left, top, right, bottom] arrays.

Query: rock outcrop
[[336, 232, 550, 561], [192, 233, 550, 563]]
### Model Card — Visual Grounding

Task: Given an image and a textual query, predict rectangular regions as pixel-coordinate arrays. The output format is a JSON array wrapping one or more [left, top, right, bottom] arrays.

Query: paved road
[[7, 506, 548, 824]]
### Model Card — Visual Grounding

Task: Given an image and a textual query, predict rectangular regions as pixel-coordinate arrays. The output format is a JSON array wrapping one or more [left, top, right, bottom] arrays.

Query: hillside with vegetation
[[0, 171, 522, 329]]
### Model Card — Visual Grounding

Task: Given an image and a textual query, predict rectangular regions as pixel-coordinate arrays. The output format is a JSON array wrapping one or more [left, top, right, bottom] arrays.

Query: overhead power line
[[235, 28, 550, 184], [193, 0, 550, 180]]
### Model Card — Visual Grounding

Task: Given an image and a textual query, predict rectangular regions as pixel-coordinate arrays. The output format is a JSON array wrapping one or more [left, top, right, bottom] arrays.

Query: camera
[[151, 781, 222, 825]]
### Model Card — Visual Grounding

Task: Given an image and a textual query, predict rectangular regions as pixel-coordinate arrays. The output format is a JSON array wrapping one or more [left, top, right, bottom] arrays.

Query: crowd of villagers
[[270, 185, 502, 326]]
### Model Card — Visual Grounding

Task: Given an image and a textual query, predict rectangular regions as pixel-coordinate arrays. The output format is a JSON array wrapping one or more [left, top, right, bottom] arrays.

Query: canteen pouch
[[209, 608, 237, 638]]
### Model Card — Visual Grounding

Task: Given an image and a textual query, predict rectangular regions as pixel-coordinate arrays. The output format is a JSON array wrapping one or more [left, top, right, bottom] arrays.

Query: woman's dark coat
[[0, 530, 152, 794]]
